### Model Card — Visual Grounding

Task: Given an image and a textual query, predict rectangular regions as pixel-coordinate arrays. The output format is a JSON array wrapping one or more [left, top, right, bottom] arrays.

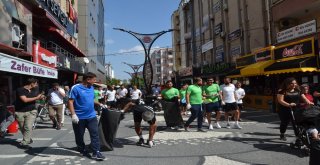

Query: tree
[[106, 76, 121, 85]]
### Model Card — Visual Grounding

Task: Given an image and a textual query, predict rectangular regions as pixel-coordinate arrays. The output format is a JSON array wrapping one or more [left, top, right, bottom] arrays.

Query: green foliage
[[106, 76, 121, 85]]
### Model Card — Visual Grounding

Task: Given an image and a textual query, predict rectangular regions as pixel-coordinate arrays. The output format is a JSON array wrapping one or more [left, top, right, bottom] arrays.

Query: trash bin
[[7, 120, 18, 134]]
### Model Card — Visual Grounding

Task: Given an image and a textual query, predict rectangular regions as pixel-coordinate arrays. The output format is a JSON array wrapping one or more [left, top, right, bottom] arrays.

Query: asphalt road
[[0, 109, 310, 165]]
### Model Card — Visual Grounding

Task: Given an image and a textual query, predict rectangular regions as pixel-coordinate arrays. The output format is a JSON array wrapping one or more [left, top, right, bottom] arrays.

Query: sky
[[104, 0, 180, 80]]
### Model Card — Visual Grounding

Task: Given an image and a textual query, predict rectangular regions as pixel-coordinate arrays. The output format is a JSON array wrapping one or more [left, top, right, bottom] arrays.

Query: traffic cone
[[7, 120, 19, 134]]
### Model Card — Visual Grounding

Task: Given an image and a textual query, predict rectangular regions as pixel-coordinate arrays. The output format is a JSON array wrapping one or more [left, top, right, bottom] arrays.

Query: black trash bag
[[161, 101, 183, 127], [98, 109, 122, 151], [310, 140, 320, 165]]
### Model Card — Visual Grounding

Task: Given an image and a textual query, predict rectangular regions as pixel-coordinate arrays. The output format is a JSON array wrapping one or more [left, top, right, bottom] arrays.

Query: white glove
[[221, 101, 226, 105], [186, 103, 192, 110], [100, 104, 108, 109], [71, 114, 79, 124], [120, 109, 125, 113]]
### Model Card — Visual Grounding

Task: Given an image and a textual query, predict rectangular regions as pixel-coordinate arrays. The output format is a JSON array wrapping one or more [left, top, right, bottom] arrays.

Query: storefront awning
[[240, 60, 275, 77], [264, 57, 318, 75]]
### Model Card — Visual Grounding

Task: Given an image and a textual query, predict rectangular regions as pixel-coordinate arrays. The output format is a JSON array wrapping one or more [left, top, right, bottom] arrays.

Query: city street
[[0, 109, 310, 165]]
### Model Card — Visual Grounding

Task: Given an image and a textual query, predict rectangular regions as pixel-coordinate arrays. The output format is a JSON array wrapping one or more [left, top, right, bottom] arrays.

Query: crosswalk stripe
[[0, 154, 27, 158], [17, 138, 52, 141]]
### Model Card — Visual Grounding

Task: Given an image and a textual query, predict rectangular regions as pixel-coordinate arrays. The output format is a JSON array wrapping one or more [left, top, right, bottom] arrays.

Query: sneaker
[[197, 128, 207, 132], [147, 140, 155, 148], [209, 124, 213, 130], [184, 125, 189, 132], [28, 139, 33, 144], [232, 123, 242, 129], [18, 143, 32, 149], [92, 151, 105, 161], [280, 134, 287, 141], [52, 122, 57, 129], [80, 150, 91, 158], [136, 138, 144, 146], [203, 118, 208, 123], [226, 123, 231, 129], [215, 123, 221, 129], [56, 124, 61, 130]]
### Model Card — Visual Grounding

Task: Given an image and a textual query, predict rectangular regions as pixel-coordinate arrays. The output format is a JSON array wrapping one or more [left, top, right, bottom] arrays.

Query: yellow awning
[[264, 67, 318, 75], [240, 60, 274, 77], [227, 74, 242, 78]]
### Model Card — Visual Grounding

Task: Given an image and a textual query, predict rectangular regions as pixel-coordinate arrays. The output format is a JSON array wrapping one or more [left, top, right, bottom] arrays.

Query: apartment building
[[150, 48, 174, 85]]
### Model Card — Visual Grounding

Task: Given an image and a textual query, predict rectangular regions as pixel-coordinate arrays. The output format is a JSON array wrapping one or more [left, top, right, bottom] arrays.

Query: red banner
[[32, 44, 57, 68]]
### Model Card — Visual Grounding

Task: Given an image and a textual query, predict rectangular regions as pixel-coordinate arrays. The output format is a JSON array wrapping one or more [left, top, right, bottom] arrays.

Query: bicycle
[[32, 103, 49, 130]]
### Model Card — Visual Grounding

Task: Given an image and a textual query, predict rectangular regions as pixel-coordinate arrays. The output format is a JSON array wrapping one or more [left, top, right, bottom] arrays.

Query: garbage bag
[[99, 109, 122, 151], [161, 101, 183, 127], [310, 140, 320, 165]]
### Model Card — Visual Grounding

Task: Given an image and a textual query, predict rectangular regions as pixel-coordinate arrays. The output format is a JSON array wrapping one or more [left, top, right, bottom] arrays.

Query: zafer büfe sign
[[0, 52, 58, 79], [277, 20, 316, 43]]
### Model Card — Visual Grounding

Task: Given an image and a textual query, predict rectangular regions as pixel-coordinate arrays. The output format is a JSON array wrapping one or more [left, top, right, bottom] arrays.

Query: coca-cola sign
[[274, 38, 314, 60]]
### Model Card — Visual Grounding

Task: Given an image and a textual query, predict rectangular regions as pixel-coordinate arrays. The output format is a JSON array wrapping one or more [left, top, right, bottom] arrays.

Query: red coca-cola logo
[[282, 44, 303, 58], [143, 36, 152, 43]]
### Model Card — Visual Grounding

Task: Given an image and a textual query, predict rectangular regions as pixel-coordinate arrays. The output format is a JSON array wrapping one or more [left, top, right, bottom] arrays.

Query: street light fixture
[[114, 28, 173, 95]]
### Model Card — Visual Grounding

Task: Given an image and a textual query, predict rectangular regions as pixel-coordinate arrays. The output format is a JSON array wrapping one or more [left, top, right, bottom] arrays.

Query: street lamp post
[[123, 62, 143, 88], [114, 28, 173, 95]]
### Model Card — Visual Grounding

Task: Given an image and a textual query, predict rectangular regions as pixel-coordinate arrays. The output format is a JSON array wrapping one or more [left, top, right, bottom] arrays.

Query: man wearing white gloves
[[68, 72, 105, 161], [184, 77, 206, 132]]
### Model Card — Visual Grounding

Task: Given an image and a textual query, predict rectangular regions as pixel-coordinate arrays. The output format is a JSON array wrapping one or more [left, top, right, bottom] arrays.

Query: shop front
[[177, 66, 193, 86], [201, 63, 237, 82]]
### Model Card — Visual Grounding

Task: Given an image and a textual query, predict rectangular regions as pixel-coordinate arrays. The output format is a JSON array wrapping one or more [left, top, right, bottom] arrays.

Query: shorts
[[180, 103, 187, 107], [205, 102, 220, 113], [224, 102, 238, 112], [133, 110, 156, 125], [237, 103, 243, 111], [131, 99, 140, 105]]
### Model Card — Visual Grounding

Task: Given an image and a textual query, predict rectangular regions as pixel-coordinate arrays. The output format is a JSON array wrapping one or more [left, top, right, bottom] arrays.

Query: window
[[157, 67, 161, 72], [156, 59, 161, 64]]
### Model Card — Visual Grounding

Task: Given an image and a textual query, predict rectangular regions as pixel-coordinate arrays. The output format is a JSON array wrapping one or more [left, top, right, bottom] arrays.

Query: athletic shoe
[[209, 124, 213, 130], [28, 139, 33, 144], [184, 125, 189, 132], [280, 134, 287, 141], [136, 138, 144, 146], [18, 143, 32, 149], [203, 118, 208, 123], [197, 128, 207, 132], [80, 150, 91, 158], [92, 151, 105, 161], [232, 123, 242, 129], [215, 123, 221, 129], [147, 140, 155, 148], [226, 122, 231, 129]]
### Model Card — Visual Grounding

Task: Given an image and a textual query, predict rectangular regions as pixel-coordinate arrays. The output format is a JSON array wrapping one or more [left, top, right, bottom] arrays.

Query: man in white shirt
[[105, 85, 116, 108], [116, 85, 128, 109], [130, 85, 142, 103], [220, 77, 241, 129], [235, 82, 245, 121], [47, 83, 66, 130]]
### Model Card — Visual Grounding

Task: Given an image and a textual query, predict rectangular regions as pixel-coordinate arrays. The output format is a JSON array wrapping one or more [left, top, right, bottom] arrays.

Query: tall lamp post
[[113, 28, 173, 95], [124, 71, 137, 85], [123, 62, 143, 87]]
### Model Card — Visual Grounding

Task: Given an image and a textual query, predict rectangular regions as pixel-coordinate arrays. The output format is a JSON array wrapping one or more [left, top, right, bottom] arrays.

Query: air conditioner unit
[[279, 18, 298, 30], [223, 3, 228, 11], [220, 32, 225, 38]]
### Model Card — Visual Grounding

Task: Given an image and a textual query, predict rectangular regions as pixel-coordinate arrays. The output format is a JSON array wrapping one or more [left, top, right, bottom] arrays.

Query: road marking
[[0, 154, 27, 158], [33, 128, 68, 131], [244, 114, 277, 118], [204, 156, 249, 165], [17, 138, 52, 141]]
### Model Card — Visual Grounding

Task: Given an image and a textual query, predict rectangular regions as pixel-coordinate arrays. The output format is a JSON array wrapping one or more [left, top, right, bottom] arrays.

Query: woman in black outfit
[[277, 77, 313, 141]]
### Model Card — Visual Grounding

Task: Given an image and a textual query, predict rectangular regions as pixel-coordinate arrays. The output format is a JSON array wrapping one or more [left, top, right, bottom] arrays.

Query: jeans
[[15, 110, 37, 145], [185, 104, 203, 129], [72, 117, 100, 153]]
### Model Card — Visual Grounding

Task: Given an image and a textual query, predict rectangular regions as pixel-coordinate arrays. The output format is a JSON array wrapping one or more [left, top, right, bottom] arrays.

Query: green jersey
[[186, 85, 203, 104], [94, 89, 100, 101], [203, 84, 220, 103], [179, 89, 187, 100], [161, 88, 179, 100]]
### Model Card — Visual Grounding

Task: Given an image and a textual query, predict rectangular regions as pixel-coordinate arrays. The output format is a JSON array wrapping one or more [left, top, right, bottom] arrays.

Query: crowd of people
[[2, 72, 320, 162]]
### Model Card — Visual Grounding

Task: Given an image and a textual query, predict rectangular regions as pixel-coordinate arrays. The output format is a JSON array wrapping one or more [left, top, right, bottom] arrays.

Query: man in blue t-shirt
[[68, 72, 105, 161]]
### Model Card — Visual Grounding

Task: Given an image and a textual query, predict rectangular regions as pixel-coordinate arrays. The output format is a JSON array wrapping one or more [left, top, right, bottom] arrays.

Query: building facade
[[105, 63, 114, 79], [78, 0, 106, 83], [150, 48, 174, 85]]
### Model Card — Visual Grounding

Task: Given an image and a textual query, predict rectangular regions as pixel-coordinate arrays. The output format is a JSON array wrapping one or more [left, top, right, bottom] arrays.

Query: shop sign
[[178, 66, 192, 77], [277, 20, 316, 43], [201, 40, 213, 53], [215, 45, 224, 62], [0, 52, 57, 79], [202, 63, 230, 74], [274, 38, 314, 61], [254, 47, 273, 62], [236, 54, 255, 68], [214, 23, 222, 35], [37, 0, 75, 36], [228, 29, 242, 41], [231, 45, 241, 63], [212, 0, 221, 13], [35, 45, 57, 68]]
